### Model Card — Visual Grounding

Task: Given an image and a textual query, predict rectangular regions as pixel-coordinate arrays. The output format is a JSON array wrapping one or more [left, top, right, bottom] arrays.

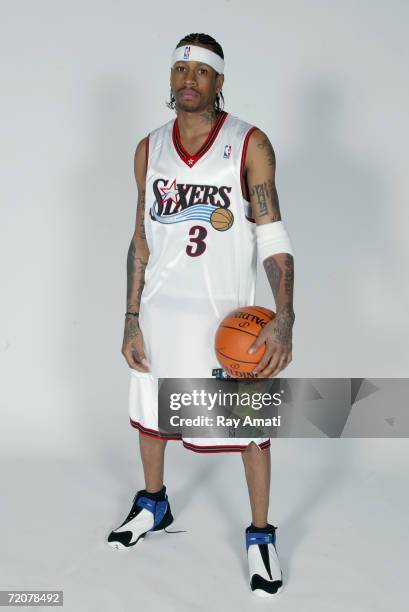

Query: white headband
[[171, 45, 225, 74]]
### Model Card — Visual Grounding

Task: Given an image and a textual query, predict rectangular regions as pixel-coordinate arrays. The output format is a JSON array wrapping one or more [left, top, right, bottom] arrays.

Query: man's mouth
[[179, 89, 200, 100]]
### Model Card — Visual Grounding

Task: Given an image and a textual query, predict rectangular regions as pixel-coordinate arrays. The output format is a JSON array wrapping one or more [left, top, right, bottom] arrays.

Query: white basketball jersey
[[139, 111, 258, 378]]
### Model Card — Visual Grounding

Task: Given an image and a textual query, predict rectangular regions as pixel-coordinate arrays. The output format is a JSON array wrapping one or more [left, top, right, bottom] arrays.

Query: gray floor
[[1, 439, 408, 611]]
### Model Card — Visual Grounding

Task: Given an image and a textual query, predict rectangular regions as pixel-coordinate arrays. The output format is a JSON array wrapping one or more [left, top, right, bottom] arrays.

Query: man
[[107, 33, 295, 598]]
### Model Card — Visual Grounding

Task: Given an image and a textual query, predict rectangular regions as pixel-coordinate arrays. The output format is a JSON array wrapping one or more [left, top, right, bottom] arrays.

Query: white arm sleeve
[[256, 221, 294, 264]]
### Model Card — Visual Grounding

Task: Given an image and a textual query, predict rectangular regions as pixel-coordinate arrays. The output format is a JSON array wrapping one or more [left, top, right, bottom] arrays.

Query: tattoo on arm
[[135, 257, 147, 305], [126, 187, 147, 310], [249, 179, 281, 221], [124, 161, 149, 345], [126, 240, 136, 303], [264, 254, 294, 303], [139, 189, 146, 240], [263, 254, 295, 344], [257, 137, 275, 166], [263, 255, 282, 295], [125, 316, 141, 340], [272, 304, 294, 344], [127, 247, 148, 306], [283, 254, 294, 295], [125, 245, 148, 343]]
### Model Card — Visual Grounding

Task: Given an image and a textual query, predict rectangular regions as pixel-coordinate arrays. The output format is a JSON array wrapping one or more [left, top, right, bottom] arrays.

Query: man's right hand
[[121, 316, 150, 373]]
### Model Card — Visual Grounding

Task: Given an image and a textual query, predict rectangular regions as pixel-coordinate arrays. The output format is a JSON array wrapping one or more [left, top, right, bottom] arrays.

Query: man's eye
[[199, 69, 208, 75]]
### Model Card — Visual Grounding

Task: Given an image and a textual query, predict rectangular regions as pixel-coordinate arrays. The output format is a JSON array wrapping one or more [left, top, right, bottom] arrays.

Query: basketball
[[210, 207, 234, 231], [214, 306, 275, 378]]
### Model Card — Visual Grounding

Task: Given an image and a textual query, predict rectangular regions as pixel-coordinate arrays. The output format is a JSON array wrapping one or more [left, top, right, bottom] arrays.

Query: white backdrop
[[1, 0, 408, 461]]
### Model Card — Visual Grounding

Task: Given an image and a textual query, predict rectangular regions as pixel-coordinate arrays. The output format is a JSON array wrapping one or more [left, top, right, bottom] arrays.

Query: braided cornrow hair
[[167, 33, 225, 113]]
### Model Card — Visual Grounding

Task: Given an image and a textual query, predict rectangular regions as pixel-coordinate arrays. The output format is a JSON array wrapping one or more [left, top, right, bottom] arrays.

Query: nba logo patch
[[223, 144, 232, 159], [183, 46, 190, 60]]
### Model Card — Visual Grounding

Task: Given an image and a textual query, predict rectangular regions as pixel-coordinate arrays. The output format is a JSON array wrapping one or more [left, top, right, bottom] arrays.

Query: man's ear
[[216, 73, 225, 93]]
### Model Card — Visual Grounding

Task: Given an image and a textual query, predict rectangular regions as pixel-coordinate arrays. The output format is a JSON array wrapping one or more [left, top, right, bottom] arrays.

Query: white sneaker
[[107, 486, 174, 550], [246, 523, 283, 597]]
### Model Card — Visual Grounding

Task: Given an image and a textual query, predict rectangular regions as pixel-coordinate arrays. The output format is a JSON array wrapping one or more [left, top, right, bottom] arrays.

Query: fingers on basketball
[[215, 306, 275, 378]]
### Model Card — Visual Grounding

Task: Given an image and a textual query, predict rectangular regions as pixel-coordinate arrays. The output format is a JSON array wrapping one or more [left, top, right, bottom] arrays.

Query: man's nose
[[184, 68, 197, 85]]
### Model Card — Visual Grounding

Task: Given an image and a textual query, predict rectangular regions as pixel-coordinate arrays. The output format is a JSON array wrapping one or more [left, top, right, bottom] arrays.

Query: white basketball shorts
[[128, 369, 270, 453]]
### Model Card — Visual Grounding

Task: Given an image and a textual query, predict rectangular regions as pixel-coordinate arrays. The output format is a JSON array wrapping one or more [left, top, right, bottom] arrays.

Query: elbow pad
[[256, 221, 294, 264]]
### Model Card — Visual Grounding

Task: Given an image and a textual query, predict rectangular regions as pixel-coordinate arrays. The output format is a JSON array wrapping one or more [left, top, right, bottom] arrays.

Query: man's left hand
[[247, 312, 294, 378]]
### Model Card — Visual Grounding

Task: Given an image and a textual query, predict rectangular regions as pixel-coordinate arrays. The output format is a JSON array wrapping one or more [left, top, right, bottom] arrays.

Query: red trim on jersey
[[240, 126, 257, 222], [130, 418, 270, 452], [182, 439, 271, 453], [172, 111, 228, 168], [130, 418, 182, 441]]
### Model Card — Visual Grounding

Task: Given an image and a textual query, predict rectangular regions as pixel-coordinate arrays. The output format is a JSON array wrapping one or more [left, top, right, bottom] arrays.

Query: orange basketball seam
[[215, 306, 274, 374], [216, 349, 259, 365], [218, 325, 259, 338]]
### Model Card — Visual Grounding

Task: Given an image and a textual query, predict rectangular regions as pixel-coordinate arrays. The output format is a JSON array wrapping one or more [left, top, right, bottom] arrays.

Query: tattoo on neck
[[199, 107, 217, 125]]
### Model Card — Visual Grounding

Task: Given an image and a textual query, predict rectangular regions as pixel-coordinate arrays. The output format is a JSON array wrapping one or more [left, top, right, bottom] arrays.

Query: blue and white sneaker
[[107, 485, 174, 550], [246, 523, 283, 597]]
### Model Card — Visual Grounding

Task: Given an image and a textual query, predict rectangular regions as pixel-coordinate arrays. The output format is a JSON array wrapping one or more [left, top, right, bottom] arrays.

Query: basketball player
[[107, 34, 295, 598]]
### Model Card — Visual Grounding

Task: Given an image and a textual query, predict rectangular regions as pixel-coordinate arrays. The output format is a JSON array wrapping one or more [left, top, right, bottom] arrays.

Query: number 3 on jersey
[[186, 225, 207, 257]]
